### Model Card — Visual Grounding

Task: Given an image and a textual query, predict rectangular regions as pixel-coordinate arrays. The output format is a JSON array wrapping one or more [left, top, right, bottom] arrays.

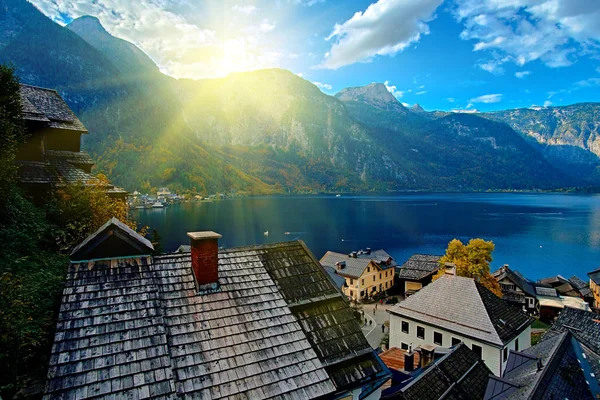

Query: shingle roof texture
[[389, 275, 532, 346], [397, 254, 442, 281], [19, 84, 87, 131], [396, 343, 491, 400], [45, 240, 384, 399]]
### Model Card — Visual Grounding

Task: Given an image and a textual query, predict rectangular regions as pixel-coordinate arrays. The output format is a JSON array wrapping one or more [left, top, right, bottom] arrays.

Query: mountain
[[0, 4, 593, 192], [483, 104, 600, 183], [411, 103, 425, 113]]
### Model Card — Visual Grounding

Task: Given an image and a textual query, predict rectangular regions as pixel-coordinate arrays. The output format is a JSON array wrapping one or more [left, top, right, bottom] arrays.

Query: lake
[[132, 193, 600, 281]]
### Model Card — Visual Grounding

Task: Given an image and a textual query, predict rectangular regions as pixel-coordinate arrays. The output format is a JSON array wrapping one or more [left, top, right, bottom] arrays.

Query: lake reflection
[[133, 193, 600, 280]]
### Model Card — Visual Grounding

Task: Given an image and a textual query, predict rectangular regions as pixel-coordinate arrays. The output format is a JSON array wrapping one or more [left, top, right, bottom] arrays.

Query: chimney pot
[[419, 344, 436, 369], [187, 231, 222, 290], [444, 262, 457, 276]]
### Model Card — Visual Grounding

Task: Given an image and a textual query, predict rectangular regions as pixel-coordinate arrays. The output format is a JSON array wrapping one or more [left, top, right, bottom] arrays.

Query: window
[[472, 344, 482, 359], [417, 326, 425, 339], [401, 321, 409, 334], [515, 338, 519, 352], [434, 332, 443, 346], [527, 297, 535, 308], [401, 342, 409, 350], [379, 273, 382, 279], [373, 275, 376, 282], [503, 347, 508, 362], [367, 267, 370, 273], [362, 279, 364, 285], [360, 290, 364, 297], [452, 337, 461, 346], [350, 279, 354, 285]]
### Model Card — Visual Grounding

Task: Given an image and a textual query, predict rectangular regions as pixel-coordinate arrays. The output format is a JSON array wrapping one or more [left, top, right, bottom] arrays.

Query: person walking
[[381, 324, 385, 333]]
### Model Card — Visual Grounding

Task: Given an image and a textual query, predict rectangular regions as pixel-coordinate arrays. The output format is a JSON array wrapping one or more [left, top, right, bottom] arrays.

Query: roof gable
[[397, 254, 442, 281], [390, 275, 532, 346], [19, 84, 87, 132], [70, 217, 154, 261], [588, 267, 600, 285]]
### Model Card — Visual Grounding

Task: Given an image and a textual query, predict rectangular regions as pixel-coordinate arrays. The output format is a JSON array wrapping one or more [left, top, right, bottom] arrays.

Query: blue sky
[[30, 0, 600, 111]]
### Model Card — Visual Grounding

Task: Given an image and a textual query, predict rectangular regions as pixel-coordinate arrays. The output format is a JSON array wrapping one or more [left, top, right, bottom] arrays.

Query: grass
[[531, 319, 551, 330]]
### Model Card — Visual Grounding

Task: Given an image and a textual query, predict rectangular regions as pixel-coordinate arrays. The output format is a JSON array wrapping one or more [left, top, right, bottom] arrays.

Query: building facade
[[388, 274, 533, 376], [320, 250, 395, 301]]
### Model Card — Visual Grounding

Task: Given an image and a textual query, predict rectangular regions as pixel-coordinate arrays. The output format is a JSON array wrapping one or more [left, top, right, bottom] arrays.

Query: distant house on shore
[[16, 84, 126, 198], [397, 254, 442, 296], [388, 269, 533, 376], [45, 219, 390, 399], [492, 265, 539, 313], [320, 248, 396, 301], [588, 267, 600, 310]]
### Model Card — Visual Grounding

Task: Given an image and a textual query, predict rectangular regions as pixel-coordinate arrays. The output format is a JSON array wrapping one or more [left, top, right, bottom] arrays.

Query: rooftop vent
[[366, 248, 371, 255], [336, 261, 346, 270], [350, 251, 358, 258]]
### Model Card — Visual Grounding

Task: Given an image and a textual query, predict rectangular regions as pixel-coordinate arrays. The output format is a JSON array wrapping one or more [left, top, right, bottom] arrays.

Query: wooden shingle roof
[[45, 238, 388, 399], [19, 84, 87, 132], [397, 254, 442, 281]]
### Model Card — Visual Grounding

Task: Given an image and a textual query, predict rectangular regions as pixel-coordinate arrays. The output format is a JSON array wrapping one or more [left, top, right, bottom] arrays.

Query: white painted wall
[[389, 314, 531, 376]]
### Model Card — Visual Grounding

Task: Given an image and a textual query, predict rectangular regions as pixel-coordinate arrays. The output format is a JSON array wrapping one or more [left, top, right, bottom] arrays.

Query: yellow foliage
[[434, 238, 503, 297]]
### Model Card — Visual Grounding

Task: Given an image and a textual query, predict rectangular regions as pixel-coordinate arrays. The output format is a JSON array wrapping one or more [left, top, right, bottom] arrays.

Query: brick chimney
[[187, 231, 222, 290], [444, 262, 457, 276]]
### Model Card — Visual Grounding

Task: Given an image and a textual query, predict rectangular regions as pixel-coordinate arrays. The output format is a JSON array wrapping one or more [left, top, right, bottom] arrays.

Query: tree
[[433, 238, 503, 297], [0, 64, 27, 184]]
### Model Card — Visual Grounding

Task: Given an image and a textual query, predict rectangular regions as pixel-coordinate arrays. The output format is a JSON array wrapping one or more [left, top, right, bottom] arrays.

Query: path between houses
[[360, 303, 392, 349]]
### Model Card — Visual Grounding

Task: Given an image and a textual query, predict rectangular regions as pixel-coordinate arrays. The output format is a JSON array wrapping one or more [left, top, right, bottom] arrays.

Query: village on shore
[[15, 82, 600, 400]]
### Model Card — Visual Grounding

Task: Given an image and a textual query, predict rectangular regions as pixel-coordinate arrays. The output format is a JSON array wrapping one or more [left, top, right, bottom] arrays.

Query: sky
[[29, 0, 600, 112]]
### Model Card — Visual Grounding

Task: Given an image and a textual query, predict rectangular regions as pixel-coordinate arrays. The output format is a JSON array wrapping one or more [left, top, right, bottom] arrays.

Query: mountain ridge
[[1, 7, 598, 192]]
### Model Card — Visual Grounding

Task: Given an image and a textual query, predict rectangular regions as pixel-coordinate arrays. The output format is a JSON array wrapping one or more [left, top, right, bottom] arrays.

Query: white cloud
[[402, 102, 411, 107], [296, 72, 304, 77], [29, 0, 284, 79], [384, 80, 404, 98], [452, 108, 479, 113], [418, 85, 425, 89], [469, 93, 503, 103], [232, 5, 257, 14], [479, 61, 504, 75], [515, 70, 531, 78], [454, 0, 600, 70], [447, 97, 455, 103], [415, 90, 427, 95], [575, 77, 600, 87], [260, 19, 276, 33], [312, 81, 333, 90], [319, 0, 443, 69], [544, 100, 552, 107]]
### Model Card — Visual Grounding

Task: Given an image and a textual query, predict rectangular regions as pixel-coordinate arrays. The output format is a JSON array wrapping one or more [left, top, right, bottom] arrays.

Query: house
[[381, 343, 493, 400], [534, 285, 590, 322], [396, 254, 442, 296], [45, 218, 391, 399], [320, 249, 396, 301], [485, 307, 600, 399], [157, 187, 171, 197], [388, 270, 533, 376], [492, 265, 538, 313], [539, 274, 581, 297], [588, 267, 600, 310], [16, 84, 126, 198], [568, 275, 595, 307]]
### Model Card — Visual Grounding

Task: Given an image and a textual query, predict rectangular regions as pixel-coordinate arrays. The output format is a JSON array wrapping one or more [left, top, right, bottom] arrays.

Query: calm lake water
[[132, 193, 600, 281]]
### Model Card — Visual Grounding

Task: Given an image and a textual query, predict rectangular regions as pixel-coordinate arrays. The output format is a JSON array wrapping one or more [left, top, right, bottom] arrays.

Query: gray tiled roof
[[320, 250, 395, 279], [397, 254, 442, 281], [492, 267, 537, 298], [19, 84, 87, 132], [322, 266, 347, 290], [568, 275, 593, 298], [46, 239, 387, 399], [389, 275, 533, 347]]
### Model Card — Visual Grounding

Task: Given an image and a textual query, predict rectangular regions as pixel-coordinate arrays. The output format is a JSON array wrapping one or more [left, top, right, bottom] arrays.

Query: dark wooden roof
[[45, 234, 389, 399], [397, 254, 442, 281], [45, 150, 94, 166], [492, 266, 536, 298], [383, 343, 492, 400], [19, 84, 87, 132], [568, 275, 593, 298], [476, 283, 535, 344], [588, 267, 600, 285]]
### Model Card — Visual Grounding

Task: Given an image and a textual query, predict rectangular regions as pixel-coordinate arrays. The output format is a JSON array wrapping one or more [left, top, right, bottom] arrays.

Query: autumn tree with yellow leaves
[[433, 238, 503, 297]]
